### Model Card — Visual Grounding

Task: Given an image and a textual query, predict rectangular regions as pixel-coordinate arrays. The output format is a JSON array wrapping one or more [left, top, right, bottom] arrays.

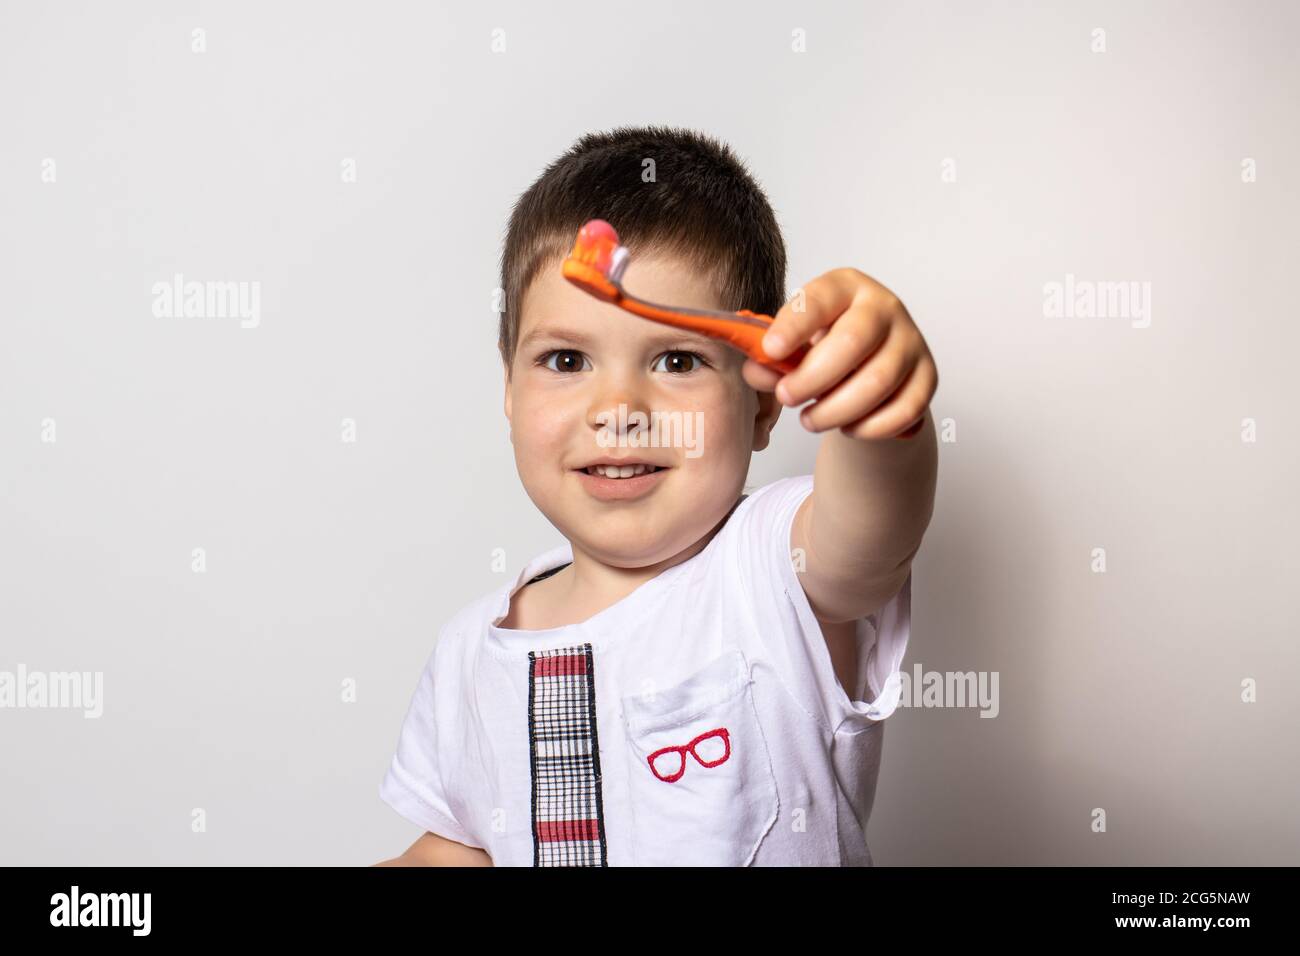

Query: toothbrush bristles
[[568, 219, 624, 280]]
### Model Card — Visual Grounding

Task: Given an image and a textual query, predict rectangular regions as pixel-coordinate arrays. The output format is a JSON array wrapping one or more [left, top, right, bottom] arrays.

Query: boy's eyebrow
[[518, 323, 721, 353], [517, 325, 596, 350]]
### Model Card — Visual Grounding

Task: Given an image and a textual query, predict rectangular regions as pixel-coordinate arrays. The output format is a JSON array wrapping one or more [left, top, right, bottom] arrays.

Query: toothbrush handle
[[615, 297, 923, 439], [726, 309, 808, 376], [616, 296, 808, 374]]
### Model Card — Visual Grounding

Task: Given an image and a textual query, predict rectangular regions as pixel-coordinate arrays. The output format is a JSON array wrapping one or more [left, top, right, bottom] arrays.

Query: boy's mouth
[[572, 457, 673, 500], [573, 457, 671, 479], [579, 463, 666, 479]]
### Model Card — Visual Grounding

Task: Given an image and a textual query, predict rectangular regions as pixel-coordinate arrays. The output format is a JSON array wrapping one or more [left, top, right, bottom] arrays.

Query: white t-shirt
[[380, 474, 912, 866]]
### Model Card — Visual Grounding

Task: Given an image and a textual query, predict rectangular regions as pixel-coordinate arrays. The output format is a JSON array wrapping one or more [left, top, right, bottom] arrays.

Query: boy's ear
[[752, 389, 782, 452], [503, 363, 512, 426]]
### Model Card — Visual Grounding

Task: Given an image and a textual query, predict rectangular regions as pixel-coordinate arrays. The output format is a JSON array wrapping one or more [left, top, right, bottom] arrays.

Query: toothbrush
[[561, 219, 925, 439], [561, 219, 810, 376]]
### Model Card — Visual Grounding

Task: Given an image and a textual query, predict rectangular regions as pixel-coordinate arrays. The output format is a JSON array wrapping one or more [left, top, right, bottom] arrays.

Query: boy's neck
[[500, 493, 746, 631]]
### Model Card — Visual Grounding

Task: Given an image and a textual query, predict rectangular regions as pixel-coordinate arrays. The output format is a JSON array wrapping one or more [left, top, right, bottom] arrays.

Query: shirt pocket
[[619, 645, 780, 866]]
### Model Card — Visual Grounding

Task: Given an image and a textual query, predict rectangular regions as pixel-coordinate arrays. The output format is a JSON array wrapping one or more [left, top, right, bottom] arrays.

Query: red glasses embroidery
[[646, 727, 731, 782]]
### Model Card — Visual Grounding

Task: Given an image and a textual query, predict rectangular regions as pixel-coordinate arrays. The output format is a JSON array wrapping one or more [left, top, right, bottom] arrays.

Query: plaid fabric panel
[[528, 644, 608, 866]]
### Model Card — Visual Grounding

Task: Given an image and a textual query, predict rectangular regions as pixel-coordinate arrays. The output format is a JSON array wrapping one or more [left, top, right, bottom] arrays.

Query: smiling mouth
[[579, 464, 667, 479]]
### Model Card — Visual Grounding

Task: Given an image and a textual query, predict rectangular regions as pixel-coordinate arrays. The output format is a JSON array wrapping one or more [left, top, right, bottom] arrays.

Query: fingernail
[[776, 382, 793, 404]]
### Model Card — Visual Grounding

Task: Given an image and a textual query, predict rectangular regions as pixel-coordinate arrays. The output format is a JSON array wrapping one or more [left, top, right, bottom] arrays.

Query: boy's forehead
[[519, 250, 723, 342]]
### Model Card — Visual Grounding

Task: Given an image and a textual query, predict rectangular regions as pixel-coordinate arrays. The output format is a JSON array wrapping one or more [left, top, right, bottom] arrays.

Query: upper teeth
[[586, 464, 659, 478]]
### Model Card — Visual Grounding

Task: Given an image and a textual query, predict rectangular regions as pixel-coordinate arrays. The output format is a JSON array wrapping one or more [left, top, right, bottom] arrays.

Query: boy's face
[[504, 251, 782, 569]]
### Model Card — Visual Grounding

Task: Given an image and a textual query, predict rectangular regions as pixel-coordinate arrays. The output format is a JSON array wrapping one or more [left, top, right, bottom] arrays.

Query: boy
[[375, 126, 938, 866]]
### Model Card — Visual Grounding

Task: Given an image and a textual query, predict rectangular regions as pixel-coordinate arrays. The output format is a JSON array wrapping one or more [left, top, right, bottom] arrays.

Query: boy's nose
[[585, 379, 654, 440]]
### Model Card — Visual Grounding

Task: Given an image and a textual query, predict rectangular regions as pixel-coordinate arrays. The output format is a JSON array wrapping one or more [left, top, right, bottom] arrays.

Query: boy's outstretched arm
[[744, 269, 939, 623]]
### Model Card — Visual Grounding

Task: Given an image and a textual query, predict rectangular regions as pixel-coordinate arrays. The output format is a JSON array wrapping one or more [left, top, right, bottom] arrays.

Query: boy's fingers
[[776, 307, 891, 406], [799, 340, 916, 431], [841, 358, 938, 440], [742, 358, 783, 392], [762, 270, 857, 359]]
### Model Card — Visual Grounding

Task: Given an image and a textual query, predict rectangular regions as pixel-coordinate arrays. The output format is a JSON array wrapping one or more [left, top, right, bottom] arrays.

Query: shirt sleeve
[[379, 634, 482, 849], [728, 474, 913, 735]]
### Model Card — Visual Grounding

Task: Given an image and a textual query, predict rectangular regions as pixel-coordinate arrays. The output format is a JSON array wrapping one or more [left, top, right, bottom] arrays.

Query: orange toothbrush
[[561, 219, 925, 439], [561, 219, 809, 376]]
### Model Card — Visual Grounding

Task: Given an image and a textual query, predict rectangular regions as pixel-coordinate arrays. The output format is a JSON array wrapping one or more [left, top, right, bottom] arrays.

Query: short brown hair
[[498, 125, 787, 371]]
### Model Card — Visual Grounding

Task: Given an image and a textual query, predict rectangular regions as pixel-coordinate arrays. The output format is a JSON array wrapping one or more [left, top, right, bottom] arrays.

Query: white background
[[1, 0, 1296, 864]]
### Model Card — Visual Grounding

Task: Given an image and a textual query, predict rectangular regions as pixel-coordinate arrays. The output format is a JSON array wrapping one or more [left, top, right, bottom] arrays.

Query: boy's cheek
[[515, 396, 582, 435]]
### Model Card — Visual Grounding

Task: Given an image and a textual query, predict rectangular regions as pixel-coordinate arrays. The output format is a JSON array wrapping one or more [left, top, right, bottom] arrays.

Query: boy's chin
[[562, 522, 701, 571], [580, 548, 693, 572]]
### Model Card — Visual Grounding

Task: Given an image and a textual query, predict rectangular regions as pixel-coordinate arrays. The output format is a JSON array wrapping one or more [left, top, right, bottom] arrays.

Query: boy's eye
[[539, 349, 591, 373], [653, 351, 708, 374], [537, 349, 709, 374]]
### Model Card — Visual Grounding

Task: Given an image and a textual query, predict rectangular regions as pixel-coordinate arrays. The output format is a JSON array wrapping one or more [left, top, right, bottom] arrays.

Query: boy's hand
[[742, 269, 937, 441]]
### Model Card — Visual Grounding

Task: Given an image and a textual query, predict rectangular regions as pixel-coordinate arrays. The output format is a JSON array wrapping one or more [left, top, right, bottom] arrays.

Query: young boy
[[375, 126, 938, 867]]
